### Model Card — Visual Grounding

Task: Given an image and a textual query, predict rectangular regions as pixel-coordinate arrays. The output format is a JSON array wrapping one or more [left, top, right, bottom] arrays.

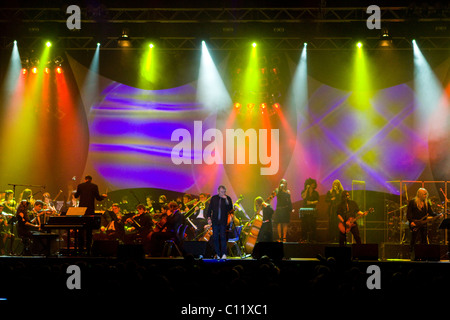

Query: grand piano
[[42, 209, 101, 255]]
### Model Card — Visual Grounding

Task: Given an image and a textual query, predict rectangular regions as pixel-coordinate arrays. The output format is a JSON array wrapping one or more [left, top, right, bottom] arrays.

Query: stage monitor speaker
[[381, 243, 410, 260], [183, 241, 208, 258], [92, 240, 119, 257], [117, 244, 144, 260], [252, 242, 284, 260], [413, 244, 441, 261], [352, 244, 379, 260], [325, 246, 351, 262]]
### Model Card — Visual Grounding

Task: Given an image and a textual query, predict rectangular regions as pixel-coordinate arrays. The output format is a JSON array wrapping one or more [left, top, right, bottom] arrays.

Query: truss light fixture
[[118, 28, 132, 48]]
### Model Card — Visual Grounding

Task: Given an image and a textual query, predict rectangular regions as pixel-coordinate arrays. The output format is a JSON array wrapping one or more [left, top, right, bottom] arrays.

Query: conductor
[[74, 175, 107, 215]]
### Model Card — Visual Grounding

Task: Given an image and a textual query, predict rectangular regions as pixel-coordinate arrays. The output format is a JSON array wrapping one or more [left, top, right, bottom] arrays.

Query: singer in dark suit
[[206, 185, 233, 259], [74, 175, 107, 215]]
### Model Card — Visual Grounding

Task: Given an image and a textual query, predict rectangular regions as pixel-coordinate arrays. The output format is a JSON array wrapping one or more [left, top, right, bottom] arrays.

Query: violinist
[[100, 203, 125, 243], [42, 192, 58, 216], [148, 201, 184, 257], [28, 200, 44, 226], [206, 185, 233, 260], [125, 204, 153, 241], [145, 195, 155, 214], [34, 200, 55, 229], [2, 190, 16, 215], [254, 197, 274, 242]]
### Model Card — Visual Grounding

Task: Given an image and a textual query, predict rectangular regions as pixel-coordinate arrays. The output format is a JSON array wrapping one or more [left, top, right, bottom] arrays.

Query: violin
[[153, 213, 168, 233], [198, 225, 213, 242]]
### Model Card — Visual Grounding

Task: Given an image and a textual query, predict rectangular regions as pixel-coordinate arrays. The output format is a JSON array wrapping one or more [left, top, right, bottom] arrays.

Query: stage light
[[44, 67, 50, 74], [21, 68, 27, 75], [46, 41, 52, 48], [356, 42, 363, 48], [272, 103, 280, 109], [252, 42, 257, 48], [118, 28, 132, 48], [234, 102, 242, 109], [149, 43, 154, 48], [56, 66, 63, 74], [31, 67, 38, 74], [379, 28, 393, 47], [247, 103, 255, 109], [97, 42, 101, 47], [54, 56, 64, 66], [260, 102, 267, 109]]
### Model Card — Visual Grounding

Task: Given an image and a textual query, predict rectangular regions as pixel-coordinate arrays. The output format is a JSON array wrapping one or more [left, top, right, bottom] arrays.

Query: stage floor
[[1, 242, 449, 317]]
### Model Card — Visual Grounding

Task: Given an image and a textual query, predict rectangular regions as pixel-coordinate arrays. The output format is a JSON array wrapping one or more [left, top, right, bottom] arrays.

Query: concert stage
[[1, 241, 449, 317]]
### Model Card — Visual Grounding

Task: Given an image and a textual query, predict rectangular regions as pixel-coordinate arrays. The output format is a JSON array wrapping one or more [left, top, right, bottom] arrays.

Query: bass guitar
[[410, 213, 443, 232], [338, 208, 374, 234]]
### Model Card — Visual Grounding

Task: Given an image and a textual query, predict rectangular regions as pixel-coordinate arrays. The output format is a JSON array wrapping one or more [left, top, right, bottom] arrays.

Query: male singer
[[206, 185, 233, 259]]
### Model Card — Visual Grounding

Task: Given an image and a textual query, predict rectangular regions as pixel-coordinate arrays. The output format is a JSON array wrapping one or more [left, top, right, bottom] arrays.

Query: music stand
[[438, 219, 450, 259], [66, 207, 87, 216]]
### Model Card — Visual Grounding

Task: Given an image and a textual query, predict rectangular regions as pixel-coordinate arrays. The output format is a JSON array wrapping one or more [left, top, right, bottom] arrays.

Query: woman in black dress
[[273, 179, 293, 242], [300, 178, 319, 243]]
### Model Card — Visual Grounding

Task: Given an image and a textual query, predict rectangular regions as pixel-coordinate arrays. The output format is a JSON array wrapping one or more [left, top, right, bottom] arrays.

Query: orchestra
[[0, 180, 448, 259]]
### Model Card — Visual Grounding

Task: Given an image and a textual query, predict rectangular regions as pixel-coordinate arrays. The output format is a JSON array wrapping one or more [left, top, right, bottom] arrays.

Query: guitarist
[[337, 191, 363, 246], [406, 188, 439, 251]]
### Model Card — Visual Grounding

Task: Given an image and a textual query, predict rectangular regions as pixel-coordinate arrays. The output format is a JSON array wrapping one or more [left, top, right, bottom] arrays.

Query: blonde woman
[[325, 180, 344, 243]]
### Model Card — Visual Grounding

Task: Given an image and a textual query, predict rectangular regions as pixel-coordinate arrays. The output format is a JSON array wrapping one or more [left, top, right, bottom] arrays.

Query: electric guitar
[[338, 208, 374, 234]]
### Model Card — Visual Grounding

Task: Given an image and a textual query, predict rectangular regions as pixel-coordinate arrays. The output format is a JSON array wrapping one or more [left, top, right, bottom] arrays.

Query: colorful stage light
[[252, 42, 257, 48], [21, 68, 27, 75], [46, 41, 52, 47], [56, 66, 63, 74], [247, 103, 255, 109], [272, 103, 280, 109], [234, 102, 242, 109], [357, 42, 363, 48], [31, 67, 38, 74]]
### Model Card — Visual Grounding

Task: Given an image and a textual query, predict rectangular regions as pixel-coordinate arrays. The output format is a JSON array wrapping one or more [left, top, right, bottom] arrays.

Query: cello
[[243, 193, 275, 254], [243, 210, 263, 254]]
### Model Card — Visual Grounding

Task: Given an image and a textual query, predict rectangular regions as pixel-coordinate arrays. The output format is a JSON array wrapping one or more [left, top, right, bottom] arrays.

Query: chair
[[163, 224, 188, 257], [227, 225, 243, 257]]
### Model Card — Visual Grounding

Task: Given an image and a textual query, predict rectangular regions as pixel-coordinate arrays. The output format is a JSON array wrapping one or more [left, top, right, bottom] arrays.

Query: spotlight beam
[[196, 41, 231, 112]]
